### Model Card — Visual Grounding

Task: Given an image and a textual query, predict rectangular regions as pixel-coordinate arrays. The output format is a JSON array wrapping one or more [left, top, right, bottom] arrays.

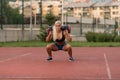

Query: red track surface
[[0, 47, 120, 80]]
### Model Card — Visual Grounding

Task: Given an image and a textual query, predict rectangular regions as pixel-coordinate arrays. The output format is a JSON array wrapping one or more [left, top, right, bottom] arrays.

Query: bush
[[104, 34, 113, 42], [85, 32, 96, 42], [85, 32, 116, 42], [114, 36, 120, 42], [96, 33, 106, 42], [45, 12, 56, 26], [37, 27, 48, 41]]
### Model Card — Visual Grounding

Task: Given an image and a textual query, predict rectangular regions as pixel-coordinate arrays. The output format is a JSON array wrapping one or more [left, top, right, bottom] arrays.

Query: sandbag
[[46, 25, 71, 34]]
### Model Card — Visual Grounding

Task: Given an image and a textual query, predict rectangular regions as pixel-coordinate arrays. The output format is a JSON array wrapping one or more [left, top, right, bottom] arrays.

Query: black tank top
[[55, 31, 65, 42]]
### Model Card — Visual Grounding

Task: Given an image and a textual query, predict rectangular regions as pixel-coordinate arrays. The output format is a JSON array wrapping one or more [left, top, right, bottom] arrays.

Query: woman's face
[[55, 24, 61, 31]]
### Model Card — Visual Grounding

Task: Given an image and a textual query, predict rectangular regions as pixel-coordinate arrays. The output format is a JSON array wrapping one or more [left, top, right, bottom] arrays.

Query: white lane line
[[104, 53, 112, 79], [1, 77, 120, 80], [0, 53, 32, 63]]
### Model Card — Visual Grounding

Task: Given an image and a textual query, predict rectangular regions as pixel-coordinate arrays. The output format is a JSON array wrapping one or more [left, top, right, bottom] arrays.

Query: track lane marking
[[104, 53, 112, 79], [0, 53, 32, 63]]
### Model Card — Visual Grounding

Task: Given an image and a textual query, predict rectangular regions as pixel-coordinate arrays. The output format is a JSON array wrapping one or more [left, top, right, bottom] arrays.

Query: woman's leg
[[62, 44, 73, 60], [46, 43, 58, 60]]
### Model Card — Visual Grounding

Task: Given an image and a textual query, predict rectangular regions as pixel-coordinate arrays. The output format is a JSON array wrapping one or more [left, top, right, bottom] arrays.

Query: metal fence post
[[0, 0, 3, 30], [40, 0, 42, 28], [30, 0, 33, 41], [66, 12, 68, 26], [92, 16, 96, 32], [80, 14, 82, 36], [21, 0, 24, 41], [22, 0, 24, 30]]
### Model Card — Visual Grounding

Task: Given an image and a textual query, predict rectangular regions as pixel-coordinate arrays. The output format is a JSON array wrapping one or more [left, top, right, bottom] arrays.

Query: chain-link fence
[[0, 0, 116, 42], [66, 16, 115, 41], [0, 0, 42, 42]]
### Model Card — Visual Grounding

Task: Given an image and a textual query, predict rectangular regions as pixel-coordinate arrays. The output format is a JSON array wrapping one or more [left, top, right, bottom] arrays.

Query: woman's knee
[[46, 44, 52, 50], [63, 44, 72, 51], [67, 45, 72, 50]]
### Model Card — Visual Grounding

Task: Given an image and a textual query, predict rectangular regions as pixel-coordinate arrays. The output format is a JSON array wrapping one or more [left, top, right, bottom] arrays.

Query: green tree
[[37, 12, 57, 41], [45, 12, 56, 26], [1, 0, 22, 24], [37, 26, 48, 41], [114, 20, 118, 30]]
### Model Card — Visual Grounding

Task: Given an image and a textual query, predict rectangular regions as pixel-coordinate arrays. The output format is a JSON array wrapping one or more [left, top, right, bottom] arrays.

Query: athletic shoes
[[69, 57, 74, 61], [47, 57, 53, 61], [47, 57, 74, 61]]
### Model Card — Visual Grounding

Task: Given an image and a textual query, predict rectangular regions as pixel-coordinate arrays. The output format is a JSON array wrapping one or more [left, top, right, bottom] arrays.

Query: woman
[[46, 20, 74, 61]]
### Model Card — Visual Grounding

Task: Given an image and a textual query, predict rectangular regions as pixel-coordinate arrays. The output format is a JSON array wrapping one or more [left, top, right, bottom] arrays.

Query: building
[[73, 0, 90, 3], [8, 0, 120, 25], [9, 0, 63, 18], [64, 1, 120, 20], [42, 0, 62, 17], [64, 2, 96, 17]]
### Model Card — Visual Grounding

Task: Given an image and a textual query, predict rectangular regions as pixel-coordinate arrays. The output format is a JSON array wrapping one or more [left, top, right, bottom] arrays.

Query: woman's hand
[[64, 30, 72, 42], [46, 31, 53, 42], [48, 31, 53, 36], [64, 30, 69, 35]]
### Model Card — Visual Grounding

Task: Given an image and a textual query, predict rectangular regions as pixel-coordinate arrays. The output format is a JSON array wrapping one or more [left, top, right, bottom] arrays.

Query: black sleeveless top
[[55, 31, 65, 42]]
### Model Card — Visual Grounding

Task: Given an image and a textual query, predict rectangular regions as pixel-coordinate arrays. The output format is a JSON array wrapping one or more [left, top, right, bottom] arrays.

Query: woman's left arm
[[64, 30, 72, 42]]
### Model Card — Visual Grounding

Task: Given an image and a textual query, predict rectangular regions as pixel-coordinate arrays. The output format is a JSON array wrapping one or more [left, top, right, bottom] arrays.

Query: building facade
[[9, 0, 63, 17], [73, 0, 90, 3], [9, 0, 120, 24], [64, 1, 120, 20]]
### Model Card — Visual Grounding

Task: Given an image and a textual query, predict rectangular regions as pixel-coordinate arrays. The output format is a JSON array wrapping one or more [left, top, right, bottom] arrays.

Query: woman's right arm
[[46, 31, 53, 42]]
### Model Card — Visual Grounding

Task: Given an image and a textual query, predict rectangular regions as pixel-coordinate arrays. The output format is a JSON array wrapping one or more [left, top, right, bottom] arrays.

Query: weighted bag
[[46, 25, 71, 34]]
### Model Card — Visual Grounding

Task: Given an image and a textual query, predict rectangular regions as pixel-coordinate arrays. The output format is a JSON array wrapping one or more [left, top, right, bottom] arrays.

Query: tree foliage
[[114, 20, 118, 30], [37, 26, 48, 41], [45, 12, 56, 26], [0, 0, 23, 24]]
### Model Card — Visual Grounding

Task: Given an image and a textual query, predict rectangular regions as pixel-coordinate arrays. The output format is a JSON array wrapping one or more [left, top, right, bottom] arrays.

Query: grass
[[70, 41, 120, 47], [0, 41, 120, 47], [0, 41, 48, 47]]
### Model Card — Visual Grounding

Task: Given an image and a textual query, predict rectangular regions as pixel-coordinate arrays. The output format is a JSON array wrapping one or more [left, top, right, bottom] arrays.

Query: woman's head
[[54, 20, 62, 31], [53, 20, 61, 41]]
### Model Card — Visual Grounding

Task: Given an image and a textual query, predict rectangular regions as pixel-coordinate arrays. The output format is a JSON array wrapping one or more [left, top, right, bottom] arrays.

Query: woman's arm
[[46, 31, 53, 42], [64, 30, 72, 42]]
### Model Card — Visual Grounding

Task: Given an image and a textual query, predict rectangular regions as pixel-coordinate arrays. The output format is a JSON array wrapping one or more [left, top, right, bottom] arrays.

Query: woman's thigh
[[47, 43, 59, 51], [62, 44, 72, 51]]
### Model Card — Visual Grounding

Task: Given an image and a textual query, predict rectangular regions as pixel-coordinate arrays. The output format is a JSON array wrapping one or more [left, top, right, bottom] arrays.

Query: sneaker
[[47, 57, 53, 61], [69, 57, 74, 61]]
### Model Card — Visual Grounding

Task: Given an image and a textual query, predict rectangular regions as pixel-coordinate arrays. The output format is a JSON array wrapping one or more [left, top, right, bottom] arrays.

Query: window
[[93, 7, 97, 10], [78, 7, 81, 10], [113, 12, 115, 15], [112, 6, 118, 9], [116, 12, 118, 15], [112, 11, 118, 15], [100, 7, 104, 10]]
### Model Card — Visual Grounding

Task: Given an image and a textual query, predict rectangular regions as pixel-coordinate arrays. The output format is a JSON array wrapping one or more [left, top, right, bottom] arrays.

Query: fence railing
[[0, 23, 115, 42]]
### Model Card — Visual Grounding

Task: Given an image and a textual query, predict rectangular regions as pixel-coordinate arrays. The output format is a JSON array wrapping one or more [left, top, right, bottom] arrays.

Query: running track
[[0, 47, 120, 80]]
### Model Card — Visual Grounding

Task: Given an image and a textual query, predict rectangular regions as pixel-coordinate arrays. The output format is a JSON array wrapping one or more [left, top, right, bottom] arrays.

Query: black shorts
[[54, 42, 66, 50]]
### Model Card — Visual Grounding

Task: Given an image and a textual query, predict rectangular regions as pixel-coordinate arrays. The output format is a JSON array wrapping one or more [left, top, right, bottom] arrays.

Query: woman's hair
[[54, 20, 61, 25], [53, 20, 61, 41]]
